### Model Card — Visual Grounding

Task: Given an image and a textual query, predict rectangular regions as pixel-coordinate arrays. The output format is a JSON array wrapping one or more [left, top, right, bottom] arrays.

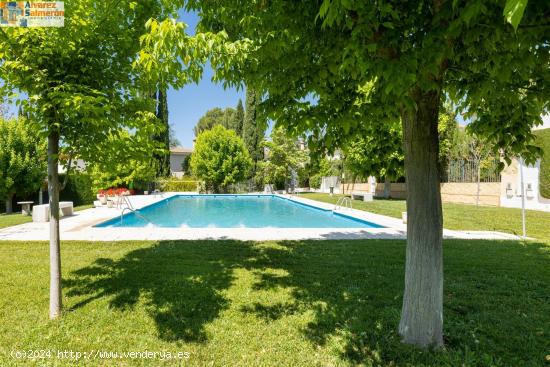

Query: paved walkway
[[0, 193, 525, 241]]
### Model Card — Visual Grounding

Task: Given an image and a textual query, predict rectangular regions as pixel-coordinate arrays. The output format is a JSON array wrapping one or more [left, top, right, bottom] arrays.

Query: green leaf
[[503, 0, 528, 30], [366, 43, 377, 52]]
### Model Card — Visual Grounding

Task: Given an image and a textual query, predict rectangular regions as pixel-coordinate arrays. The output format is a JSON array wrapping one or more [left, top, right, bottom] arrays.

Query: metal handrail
[[334, 196, 353, 211], [120, 207, 153, 225], [117, 195, 134, 210]]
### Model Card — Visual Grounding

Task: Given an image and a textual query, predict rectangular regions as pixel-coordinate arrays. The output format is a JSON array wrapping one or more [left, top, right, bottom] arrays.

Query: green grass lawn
[[0, 240, 548, 366], [0, 213, 33, 229], [0, 204, 94, 230], [298, 193, 550, 242]]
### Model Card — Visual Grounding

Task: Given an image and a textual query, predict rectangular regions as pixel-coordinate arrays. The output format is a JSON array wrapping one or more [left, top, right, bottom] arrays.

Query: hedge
[[59, 172, 96, 206], [1, 171, 95, 213], [534, 128, 550, 199], [157, 179, 199, 192]]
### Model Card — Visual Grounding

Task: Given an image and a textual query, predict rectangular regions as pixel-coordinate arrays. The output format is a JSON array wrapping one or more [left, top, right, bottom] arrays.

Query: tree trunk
[[383, 177, 391, 199], [399, 90, 444, 348], [48, 129, 62, 319], [5, 193, 13, 214]]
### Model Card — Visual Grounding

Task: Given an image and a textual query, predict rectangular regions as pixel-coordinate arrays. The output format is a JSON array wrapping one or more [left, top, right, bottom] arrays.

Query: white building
[[500, 117, 549, 212], [170, 146, 193, 177], [500, 158, 550, 212], [56, 148, 194, 178]]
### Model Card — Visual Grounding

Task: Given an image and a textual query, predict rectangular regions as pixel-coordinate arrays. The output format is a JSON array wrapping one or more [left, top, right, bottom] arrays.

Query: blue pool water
[[95, 195, 383, 228]]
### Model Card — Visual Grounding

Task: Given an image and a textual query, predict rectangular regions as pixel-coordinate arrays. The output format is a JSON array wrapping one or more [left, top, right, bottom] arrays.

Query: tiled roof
[[170, 146, 194, 154]]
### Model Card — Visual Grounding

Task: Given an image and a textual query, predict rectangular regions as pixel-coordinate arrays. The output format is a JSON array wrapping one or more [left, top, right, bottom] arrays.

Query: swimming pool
[[95, 195, 384, 228]]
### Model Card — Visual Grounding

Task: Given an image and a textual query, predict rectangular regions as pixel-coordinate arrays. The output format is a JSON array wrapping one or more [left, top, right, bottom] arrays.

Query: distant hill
[[534, 128, 550, 198]]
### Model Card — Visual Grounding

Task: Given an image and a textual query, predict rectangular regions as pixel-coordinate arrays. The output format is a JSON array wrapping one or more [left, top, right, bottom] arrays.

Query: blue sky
[[170, 10, 244, 148], [167, 66, 244, 148]]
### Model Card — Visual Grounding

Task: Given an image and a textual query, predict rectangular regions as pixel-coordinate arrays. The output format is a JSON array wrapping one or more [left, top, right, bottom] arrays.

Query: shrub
[[59, 172, 95, 206], [256, 126, 308, 190], [190, 125, 252, 193], [157, 178, 198, 192], [0, 118, 47, 213], [534, 128, 550, 198], [309, 174, 322, 189]]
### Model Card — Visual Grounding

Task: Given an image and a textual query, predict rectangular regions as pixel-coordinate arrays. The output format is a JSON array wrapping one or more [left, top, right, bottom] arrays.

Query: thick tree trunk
[[399, 90, 444, 348], [5, 193, 13, 214], [48, 130, 62, 319]]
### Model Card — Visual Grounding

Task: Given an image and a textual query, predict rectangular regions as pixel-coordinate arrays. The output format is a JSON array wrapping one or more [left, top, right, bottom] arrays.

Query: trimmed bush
[[190, 125, 252, 193], [59, 172, 96, 206], [309, 174, 322, 189], [157, 178, 198, 192], [534, 128, 550, 198]]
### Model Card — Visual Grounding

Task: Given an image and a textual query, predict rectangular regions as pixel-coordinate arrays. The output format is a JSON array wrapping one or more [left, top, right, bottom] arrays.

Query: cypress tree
[[222, 107, 235, 130], [243, 88, 265, 174], [154, 89, 170, 177], [231, 99, 244, 136]]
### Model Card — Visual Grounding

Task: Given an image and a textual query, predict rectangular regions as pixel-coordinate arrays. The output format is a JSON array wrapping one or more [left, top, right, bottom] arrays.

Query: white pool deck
[[0, 193, 524, 241]]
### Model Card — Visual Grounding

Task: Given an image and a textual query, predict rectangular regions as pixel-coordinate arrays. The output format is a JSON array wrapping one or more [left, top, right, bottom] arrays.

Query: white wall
[[170, 153, 189, 174], [500, 159, 550, 212], [320, 176, 341, 193]]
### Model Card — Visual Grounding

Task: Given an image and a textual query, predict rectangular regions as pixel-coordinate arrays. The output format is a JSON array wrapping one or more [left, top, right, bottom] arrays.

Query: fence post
[[476, 162, 481, 207]]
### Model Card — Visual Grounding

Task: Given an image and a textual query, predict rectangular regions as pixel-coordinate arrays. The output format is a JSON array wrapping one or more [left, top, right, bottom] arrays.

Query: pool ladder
[[116, 195, 133, 210], [119, 196, 153, 225], [334, 196, 352, 211]]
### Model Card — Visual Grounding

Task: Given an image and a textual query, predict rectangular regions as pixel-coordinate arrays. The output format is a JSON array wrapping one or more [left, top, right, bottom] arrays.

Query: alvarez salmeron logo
[[0, 1, 64, 27]]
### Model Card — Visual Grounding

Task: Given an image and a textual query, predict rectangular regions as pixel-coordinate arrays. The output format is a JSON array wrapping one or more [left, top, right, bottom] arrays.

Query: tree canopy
[[194, 107, 236, 136], [0, 117, 46, 213], [0, 0, 194, 319], [87, 129, 159, 191], [344, 104, 460, 183], [257, 126, 308, 190], [229, 99, 245, 136], [190, 125, 252, 193], [0, 1, 170, 164], [243, 88, 266, 174], [154, 89, 171, 177], [177, 0, 549, 347], [343, 120, 404, 183], [185, 0, 547, 159]]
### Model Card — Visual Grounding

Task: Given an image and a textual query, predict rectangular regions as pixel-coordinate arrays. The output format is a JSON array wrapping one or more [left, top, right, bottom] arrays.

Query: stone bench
[[17, 201, 34, 216], [32, 202, 74, 222], [59, 201, 74, 216], [351, 191, 374, 202]]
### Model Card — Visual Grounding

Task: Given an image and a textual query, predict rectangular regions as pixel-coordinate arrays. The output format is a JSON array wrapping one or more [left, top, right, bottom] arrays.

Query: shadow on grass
[[65, 239, 549, 365], [240, 239, 550, 365], [65, 240, 255, 342]]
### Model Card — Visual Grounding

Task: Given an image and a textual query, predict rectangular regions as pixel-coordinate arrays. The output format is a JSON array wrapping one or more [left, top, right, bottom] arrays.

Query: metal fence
[[445, 158, 501, 183]]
